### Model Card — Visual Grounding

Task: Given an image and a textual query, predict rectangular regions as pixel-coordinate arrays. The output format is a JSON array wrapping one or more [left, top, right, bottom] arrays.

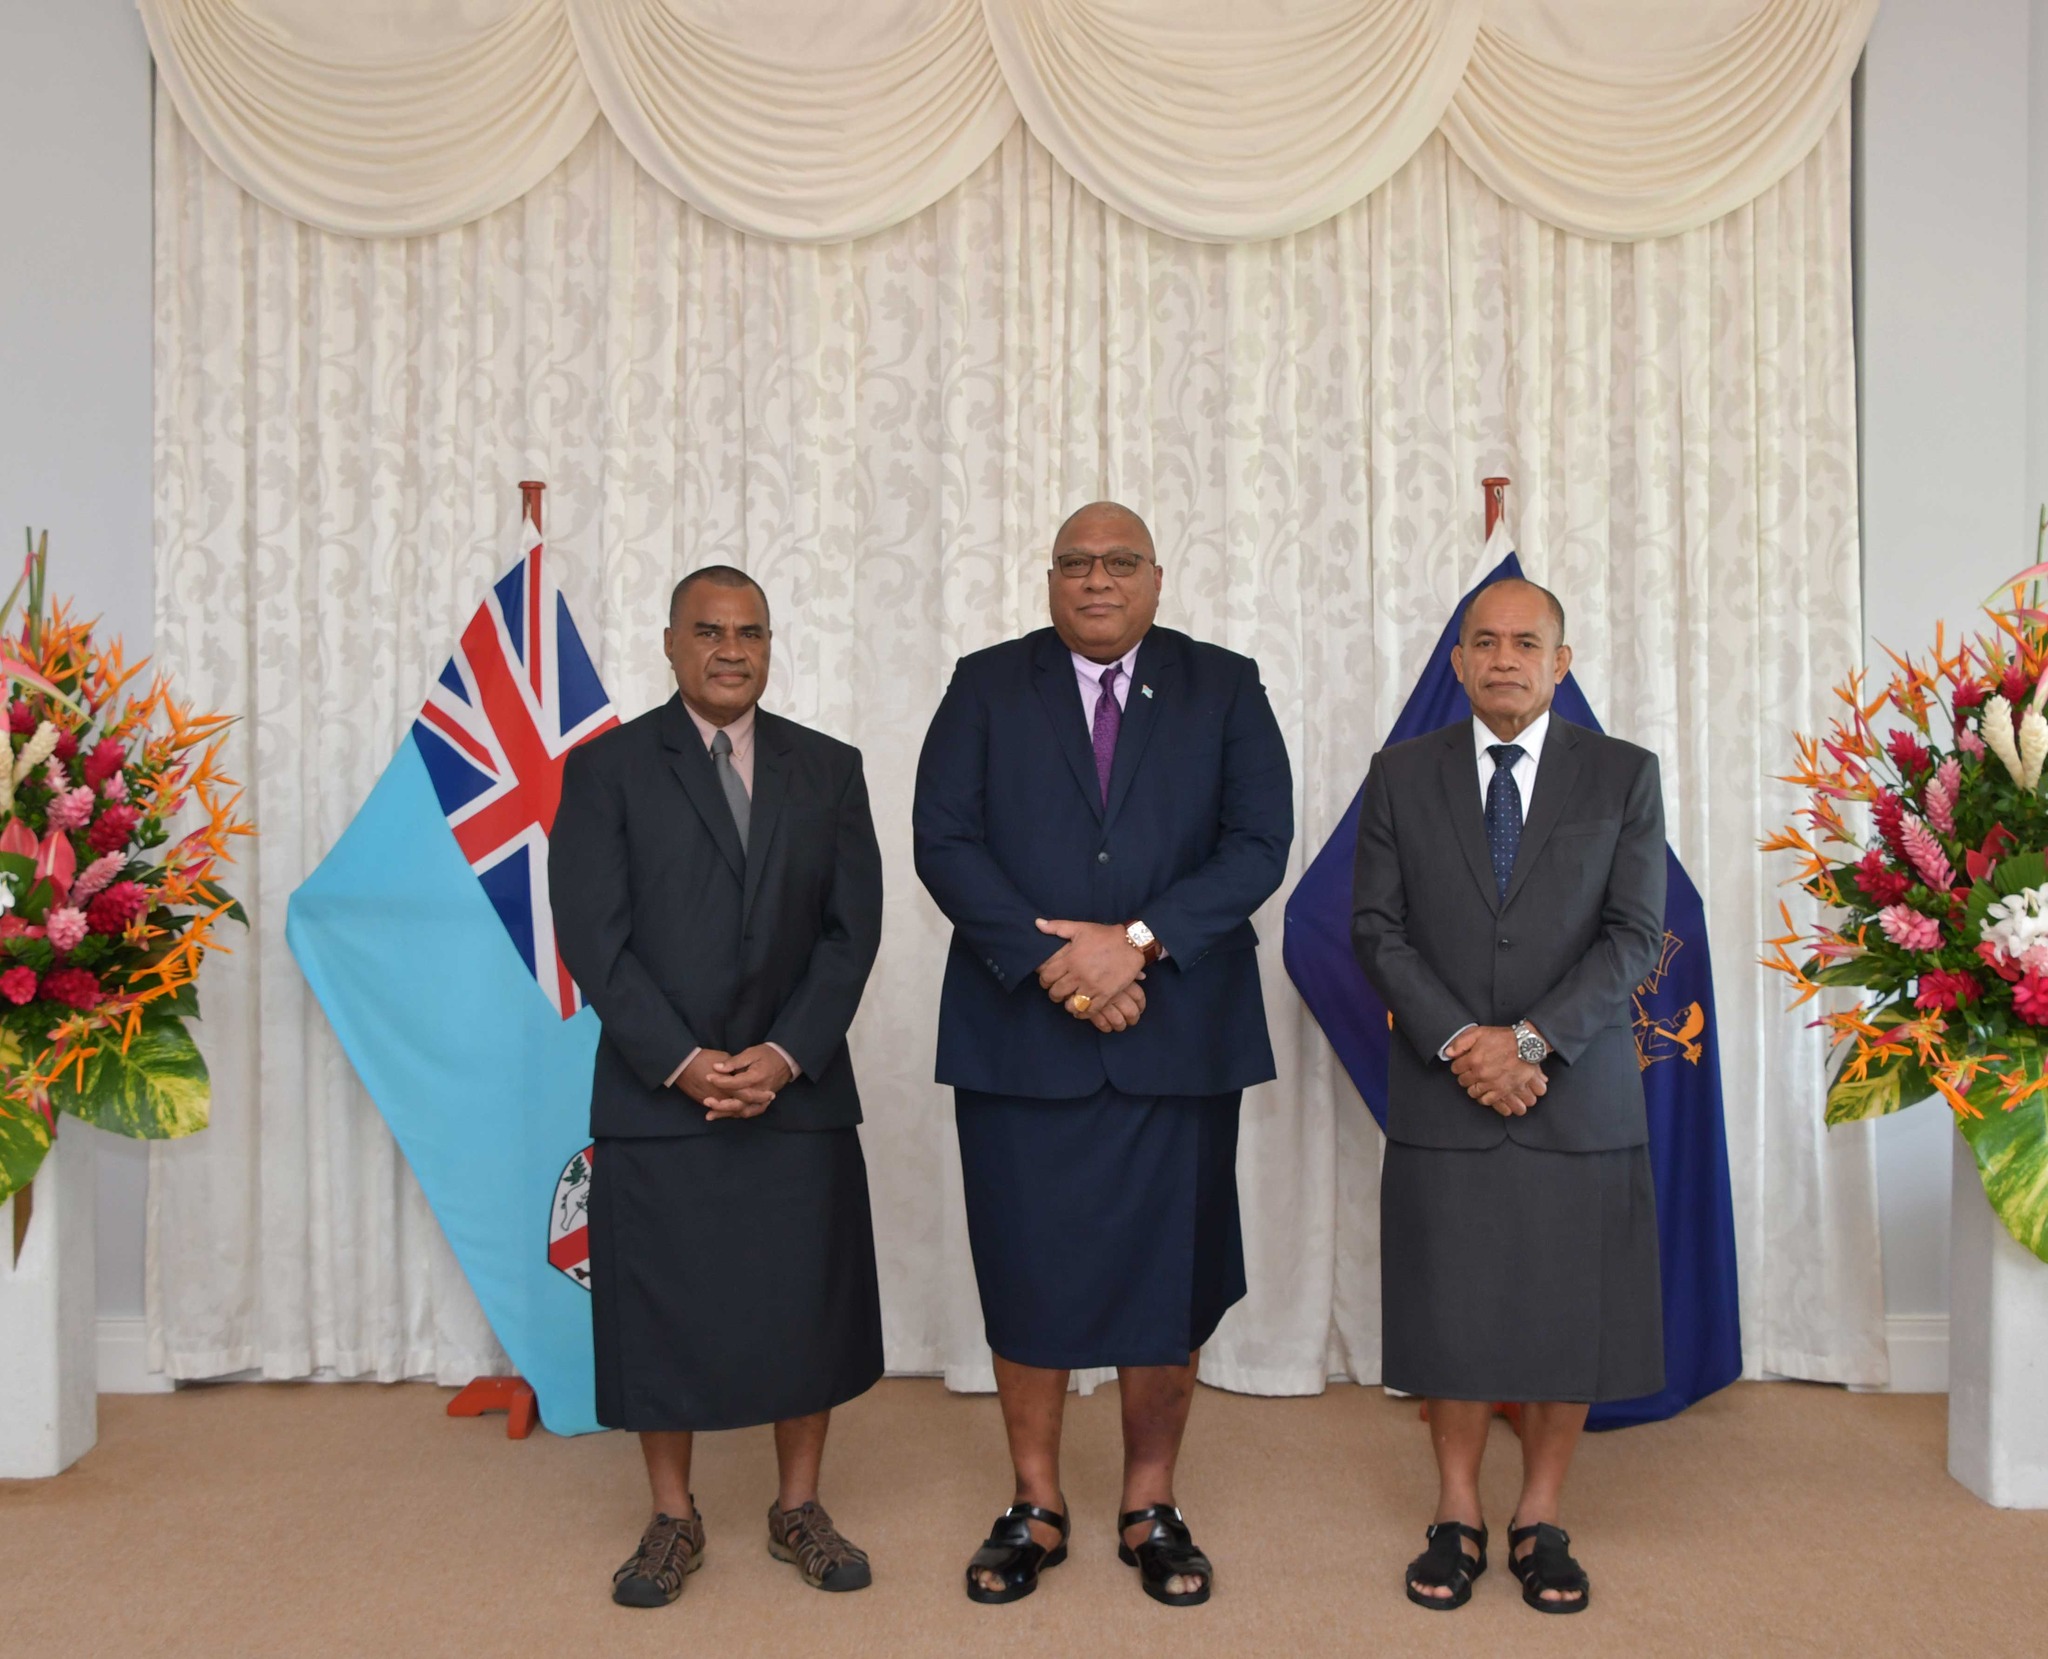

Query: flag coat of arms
[[1282, 544, 1743, 1428], [287, 527, 617, 1434]]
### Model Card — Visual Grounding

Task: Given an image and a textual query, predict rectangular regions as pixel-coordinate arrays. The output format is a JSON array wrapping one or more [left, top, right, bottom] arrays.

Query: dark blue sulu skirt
[[955, 1086, 1246, 1369]]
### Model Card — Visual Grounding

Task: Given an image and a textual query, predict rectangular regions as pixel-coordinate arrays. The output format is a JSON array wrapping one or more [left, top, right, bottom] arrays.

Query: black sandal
[[964, 1502, 1069, 1604], [1404, 1520, 1488, 1610], [1508, 1520, 1589, 1614], [1116, 1504, 1213, 1608]]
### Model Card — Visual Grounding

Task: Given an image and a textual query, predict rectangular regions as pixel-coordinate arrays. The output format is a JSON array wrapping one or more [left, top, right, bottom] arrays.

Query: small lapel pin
[[1140, 684, 1154, 699]]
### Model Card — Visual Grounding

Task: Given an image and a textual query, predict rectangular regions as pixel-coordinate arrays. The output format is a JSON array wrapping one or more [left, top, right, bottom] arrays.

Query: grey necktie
[[710, 727, 750, 853]]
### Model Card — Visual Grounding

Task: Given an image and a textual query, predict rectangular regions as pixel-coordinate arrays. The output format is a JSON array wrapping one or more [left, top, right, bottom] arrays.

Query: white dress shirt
[[1437, 709, 1552, 1061], [1473, 708, 1548, 814]]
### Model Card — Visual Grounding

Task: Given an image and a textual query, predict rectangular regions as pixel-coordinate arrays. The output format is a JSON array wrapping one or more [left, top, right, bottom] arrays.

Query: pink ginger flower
[[99, 772, 127, 802], [1960, 729, 1988, 758], [1878, 903, 1942, 951], [44, 906, 88, 953], [71, 852, 126, 904], [1900, 816, 1954, 891], [1924, 759, 1962, 836], [47, 786, 96, 833], [2016, 972, 2048, 1026]]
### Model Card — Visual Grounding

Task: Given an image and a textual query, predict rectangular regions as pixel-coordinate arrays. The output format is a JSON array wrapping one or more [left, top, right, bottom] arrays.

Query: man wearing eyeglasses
[[913, 502, 1293, 1611]]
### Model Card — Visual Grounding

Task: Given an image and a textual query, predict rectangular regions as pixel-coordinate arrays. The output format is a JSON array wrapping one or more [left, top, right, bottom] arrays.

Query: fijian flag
[[287, 519, 619, 1434], [1282, 536, 1743, 1428]]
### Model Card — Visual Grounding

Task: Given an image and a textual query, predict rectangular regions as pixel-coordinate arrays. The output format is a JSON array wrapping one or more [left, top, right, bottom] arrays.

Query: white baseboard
[[1860, 1313, 1949, 1394], [96, 1317, 174, 1395]]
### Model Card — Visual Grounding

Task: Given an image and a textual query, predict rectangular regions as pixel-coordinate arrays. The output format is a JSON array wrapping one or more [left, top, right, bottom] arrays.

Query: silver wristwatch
[[1512, 1020, 1549, 1064]]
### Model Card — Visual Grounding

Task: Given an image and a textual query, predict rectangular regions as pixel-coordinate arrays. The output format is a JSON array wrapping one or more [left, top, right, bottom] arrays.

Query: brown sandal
[[612, 1505, 706, 1607]]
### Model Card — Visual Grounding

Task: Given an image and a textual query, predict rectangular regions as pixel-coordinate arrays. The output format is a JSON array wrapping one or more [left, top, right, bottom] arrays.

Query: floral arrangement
[[0, 535, 251, 1203], [1765, 533, 2048, 1263]]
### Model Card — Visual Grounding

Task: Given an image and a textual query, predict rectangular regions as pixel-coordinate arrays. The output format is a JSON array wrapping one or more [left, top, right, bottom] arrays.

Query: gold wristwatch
[[1125, 919, 1165, 965]]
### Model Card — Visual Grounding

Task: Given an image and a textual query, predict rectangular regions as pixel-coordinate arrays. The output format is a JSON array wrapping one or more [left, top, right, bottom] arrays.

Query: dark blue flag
[[1283, 551, 1742, 1428]]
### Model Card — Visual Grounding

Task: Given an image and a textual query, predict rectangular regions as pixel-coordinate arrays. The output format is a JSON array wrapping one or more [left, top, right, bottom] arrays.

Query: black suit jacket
[[913, 626, 1293, 1099], [549, 696, 883, 1138], [1350, 716, 1666, 1152]]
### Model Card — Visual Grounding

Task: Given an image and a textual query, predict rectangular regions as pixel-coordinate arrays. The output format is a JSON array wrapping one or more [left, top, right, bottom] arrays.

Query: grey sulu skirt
[[1380, 1137, 1664, 1403]]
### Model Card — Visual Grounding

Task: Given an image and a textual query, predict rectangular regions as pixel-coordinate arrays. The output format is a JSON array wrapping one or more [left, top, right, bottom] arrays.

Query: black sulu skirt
[[1379, 1136, 1664, 1404], [589, 1124, 883, 1432], [955, 1085, 1246, 1370]]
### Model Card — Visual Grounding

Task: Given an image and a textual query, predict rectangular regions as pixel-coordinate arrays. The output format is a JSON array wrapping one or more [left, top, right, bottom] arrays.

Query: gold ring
[[1067, 993, 1092, 1014]]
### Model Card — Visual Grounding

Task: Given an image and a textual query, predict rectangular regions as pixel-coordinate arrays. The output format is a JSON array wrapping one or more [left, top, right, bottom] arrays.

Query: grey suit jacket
[[1350, 716, 1666, 1152]]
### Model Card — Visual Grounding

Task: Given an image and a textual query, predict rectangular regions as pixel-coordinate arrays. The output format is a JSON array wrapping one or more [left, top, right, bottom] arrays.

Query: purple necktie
[[1092, 664, 1122, 804]]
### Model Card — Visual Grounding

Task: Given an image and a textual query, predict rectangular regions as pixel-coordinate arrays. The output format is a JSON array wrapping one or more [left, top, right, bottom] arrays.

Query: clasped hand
[[1035, 917, 1147, 1032], [1444, 1025, 1546, 1117], [676, 1044, 794, 1121]]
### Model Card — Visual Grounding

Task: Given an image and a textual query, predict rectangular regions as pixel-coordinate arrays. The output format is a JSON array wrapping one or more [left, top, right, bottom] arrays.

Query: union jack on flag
[[412, 528, 618, 1018]]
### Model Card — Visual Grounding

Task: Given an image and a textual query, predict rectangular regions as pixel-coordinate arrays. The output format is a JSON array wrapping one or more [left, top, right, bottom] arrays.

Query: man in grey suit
[[1351, 577, 1666, 1617]]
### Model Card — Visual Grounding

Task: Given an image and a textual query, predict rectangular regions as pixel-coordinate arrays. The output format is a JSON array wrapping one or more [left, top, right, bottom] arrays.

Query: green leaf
[[0, 1096, 52, 1203], [1814, 955, 1894, 988], [48, 1013, 210, 1141], [1826, 1051, 1938, 1125], [1992, 849, 2048, 898], [188, 880, 248, 927], [1958, 1053, 2048, 1263]]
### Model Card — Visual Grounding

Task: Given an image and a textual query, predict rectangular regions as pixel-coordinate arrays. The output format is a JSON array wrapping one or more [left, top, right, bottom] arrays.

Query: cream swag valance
[[138, 0, 1878, 243]]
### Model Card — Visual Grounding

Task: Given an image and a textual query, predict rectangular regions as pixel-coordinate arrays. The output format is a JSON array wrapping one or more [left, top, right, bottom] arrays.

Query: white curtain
[[148, 91, 1885, 1392], [138, 0, 1877, 242]]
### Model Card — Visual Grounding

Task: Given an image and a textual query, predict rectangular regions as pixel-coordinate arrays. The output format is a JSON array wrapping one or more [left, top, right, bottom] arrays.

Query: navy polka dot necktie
[[1485, 744, 1525, 901]]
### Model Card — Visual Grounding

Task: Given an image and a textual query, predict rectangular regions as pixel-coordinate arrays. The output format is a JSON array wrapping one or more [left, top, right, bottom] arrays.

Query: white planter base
[[1948, 1128, 2048, 1507], [0, 1129, 98, 1477]]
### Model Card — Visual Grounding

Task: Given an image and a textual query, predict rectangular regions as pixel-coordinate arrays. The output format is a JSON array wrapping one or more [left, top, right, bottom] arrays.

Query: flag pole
[[443, 476, 551, 1441], [1482, 475, 1509, 540], [1415, 474, 1525, 1439]]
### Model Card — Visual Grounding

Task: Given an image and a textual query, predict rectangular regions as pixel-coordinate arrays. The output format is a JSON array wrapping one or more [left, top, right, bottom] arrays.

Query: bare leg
[[970, 1354, 1069, 1593], [773, 1410, 831, 1511], [1413, 1399, 1492, 1599], [1118, 1355, 1204, 1595], [1511, 1400, 1589, 1605], [640, 1430, 694, 1521]]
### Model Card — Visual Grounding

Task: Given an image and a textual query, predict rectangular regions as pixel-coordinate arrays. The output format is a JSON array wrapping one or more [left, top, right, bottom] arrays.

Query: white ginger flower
[[2023, 709, 2048, 791], [11, 720, 58, 786], [1983, 696, 2027, 787]]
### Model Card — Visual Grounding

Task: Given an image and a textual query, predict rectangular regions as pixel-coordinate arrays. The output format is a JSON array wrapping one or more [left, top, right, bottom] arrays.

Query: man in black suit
[[550, 567, 884, 1609], [914, 502, 1292, 1610], [1352, 577, 1666, 1617]]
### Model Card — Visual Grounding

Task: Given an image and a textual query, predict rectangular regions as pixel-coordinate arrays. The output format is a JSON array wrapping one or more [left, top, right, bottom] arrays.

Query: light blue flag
[[287, 533, 617, 1434]]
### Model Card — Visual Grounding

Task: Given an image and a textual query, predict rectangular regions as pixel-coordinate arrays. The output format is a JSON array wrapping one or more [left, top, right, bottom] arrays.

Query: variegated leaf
[[49, 1015, 210, 1141], [0, 1095, 53, 1204]]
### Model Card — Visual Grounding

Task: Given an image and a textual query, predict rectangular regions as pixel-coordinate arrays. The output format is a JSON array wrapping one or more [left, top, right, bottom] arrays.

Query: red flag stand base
[[447, 1376, 537, 1439], [1417, 1401, 1524, 1436]]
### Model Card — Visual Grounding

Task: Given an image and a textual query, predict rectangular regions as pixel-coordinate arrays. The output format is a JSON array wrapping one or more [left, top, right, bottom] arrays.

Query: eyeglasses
[[1052, 551, 1149, 580]]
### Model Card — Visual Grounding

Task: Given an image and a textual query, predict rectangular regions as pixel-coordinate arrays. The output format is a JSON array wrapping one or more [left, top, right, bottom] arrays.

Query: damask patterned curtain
[[148, 99, 1883, 1392]]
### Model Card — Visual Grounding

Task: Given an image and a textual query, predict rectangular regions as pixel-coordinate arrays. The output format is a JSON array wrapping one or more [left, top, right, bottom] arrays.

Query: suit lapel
[[1033, 631, 1106, 822], [742, 713, 791, 925], [1503, 719, 1584, 909], [659, 695, 745, 882], [1103, 630, 1175, 827], [1438, 725, 1500, 915]]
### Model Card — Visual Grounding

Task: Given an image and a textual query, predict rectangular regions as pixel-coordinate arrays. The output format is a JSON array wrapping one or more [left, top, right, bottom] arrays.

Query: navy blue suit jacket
[[913, 626, 1293, 1099]]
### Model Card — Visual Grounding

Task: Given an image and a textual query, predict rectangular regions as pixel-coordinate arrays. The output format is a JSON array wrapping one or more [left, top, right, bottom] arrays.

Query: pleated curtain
[[147, 94, 1884, 1392]]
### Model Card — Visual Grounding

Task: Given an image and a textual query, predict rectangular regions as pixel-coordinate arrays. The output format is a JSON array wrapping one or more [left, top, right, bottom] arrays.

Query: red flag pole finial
[[518, 480, 545, 536], [1481, 476, 1509, 540]]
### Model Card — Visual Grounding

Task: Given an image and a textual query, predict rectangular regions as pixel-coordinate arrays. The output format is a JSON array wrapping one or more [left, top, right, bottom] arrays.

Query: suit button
[[1097, 851, 1111, 864], [1498, 938, 1511, 949]]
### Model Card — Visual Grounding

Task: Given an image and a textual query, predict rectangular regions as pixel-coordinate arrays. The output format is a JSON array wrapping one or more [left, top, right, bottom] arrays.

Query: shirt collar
[[1473, 708, 1550, 768], [684, 699, 756, 756], [1070, 638, 1143, 688]]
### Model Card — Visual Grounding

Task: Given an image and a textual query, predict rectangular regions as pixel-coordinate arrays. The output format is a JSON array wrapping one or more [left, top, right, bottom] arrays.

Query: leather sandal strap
[[1429, 1520, 1488, 1550], [1117, 1503, 1184, 1532], [1005, 1502, 1069, 1536]]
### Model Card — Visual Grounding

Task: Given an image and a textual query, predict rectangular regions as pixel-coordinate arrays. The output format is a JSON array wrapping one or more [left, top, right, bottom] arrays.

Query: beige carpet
[[3, 1378, 2044, 1657]]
